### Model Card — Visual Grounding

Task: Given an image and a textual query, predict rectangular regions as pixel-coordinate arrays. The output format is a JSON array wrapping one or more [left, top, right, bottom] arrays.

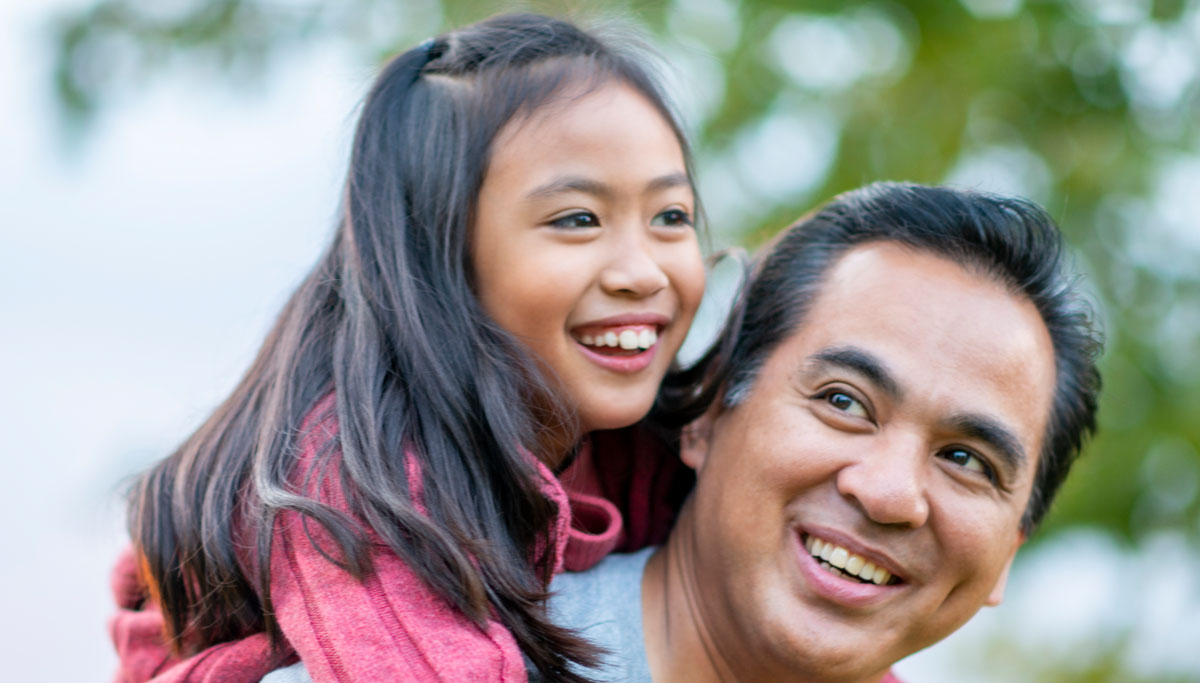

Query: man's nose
[[598, 228, 669, 297], [836, 434, 931, 528]]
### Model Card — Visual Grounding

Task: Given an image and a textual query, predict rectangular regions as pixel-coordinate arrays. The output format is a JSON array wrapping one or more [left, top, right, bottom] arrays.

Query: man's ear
[[680, 406, 719, 472], [985, 531, 1025, 607]]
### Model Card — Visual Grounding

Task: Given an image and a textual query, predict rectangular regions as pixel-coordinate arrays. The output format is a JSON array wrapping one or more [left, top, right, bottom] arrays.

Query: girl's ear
[[680, 407, 719, 472]]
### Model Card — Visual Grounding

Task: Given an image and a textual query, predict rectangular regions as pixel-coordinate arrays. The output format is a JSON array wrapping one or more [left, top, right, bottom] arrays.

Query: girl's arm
[[107, 547, 292, 682]]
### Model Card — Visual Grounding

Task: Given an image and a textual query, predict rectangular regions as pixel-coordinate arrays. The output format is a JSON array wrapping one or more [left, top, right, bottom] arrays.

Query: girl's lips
[[570, 312, 671, 335], [575, 338, 658, 373]]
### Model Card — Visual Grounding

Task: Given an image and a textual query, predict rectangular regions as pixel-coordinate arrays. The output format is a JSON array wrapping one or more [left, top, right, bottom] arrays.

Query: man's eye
[[825, 391, 869, 419], [650, 208, 693, 227], [939, 447, 996, 482], [550, 212, 599, 229]]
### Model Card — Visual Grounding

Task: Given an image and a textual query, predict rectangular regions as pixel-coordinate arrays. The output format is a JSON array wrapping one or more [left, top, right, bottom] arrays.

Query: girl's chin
[[577, 401, 657, 434]]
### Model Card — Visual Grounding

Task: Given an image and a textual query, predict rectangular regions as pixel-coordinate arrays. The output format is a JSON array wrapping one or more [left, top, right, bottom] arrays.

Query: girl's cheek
[[680, 251, 708, 319]]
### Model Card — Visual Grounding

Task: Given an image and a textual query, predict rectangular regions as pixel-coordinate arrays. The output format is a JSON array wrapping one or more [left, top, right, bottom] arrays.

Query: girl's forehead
[[487, 82, 685, 176]]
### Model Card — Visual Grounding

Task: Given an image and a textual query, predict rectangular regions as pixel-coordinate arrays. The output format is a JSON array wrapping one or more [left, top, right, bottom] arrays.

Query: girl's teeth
[[577, 327, 658, 350]]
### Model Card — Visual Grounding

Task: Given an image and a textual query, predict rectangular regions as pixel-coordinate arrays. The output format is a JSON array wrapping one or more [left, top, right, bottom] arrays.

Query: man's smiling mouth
[[804, 534, 901, 586]]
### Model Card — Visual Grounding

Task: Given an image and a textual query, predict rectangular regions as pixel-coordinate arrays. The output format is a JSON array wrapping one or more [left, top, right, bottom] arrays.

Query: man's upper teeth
[[580, 327, 657, 350], [805, 535, 894, 585]]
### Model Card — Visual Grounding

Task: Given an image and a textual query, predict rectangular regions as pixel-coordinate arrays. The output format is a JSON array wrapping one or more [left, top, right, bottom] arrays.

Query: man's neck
[[642, 504, 742, 683]]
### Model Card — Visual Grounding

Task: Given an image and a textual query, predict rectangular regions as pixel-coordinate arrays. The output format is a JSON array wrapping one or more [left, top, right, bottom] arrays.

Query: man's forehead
[[775, 242, 1057, 466]]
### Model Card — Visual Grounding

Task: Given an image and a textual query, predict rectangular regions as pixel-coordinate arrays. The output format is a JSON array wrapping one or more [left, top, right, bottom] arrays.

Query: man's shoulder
[[552, 547, 654, 594], [549, 546, 654, 629], [547, 547, 657, 682]]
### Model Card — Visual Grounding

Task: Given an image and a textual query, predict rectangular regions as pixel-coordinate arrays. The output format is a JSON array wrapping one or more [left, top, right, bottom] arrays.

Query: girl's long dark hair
[[130, 13, 698, 681]]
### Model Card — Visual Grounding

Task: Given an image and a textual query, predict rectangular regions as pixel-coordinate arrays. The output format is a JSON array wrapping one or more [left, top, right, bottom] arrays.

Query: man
[[549, 182, 1102, 682]]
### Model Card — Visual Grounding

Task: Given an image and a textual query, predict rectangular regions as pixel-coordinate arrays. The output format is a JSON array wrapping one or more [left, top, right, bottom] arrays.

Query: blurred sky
[[2, 1, 1198, 681]]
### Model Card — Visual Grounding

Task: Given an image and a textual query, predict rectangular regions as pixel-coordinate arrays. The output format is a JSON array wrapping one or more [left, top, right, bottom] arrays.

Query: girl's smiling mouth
[[574, 324, 659, 355], [569, 313, 670, 371], [569, 316, 668, 373]]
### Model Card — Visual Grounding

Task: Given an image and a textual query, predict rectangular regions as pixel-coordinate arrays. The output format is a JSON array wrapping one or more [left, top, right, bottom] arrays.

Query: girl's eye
[[651, 208, 693, 227], [823, 390, 869, 419], [550, 212, 600, 229], [938, 447, 996, 483]]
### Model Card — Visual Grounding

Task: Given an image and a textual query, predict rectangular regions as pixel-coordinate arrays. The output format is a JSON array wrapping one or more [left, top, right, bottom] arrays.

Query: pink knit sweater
[[109, 395, 689, 682]]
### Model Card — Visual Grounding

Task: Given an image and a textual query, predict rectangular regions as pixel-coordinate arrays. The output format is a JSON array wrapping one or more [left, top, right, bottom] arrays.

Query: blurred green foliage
[[979, 630, 1200, 681], [49, 0, 1200, 549]]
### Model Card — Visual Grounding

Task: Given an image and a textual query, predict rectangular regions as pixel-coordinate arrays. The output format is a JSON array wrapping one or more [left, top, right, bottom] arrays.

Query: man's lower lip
[[795, 535, 899, 607], [576, 341, 657, 373]]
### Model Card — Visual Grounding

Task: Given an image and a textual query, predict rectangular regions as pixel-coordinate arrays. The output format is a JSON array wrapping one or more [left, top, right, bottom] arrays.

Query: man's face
[[681, 242, 1056, 681]]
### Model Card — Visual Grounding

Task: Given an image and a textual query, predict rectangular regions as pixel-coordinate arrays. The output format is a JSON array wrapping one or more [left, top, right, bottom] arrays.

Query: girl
[[107, 11, 707, 683]]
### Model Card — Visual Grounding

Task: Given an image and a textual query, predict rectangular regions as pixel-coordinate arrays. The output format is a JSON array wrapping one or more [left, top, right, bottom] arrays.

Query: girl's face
[[472, 81, 705, 440]]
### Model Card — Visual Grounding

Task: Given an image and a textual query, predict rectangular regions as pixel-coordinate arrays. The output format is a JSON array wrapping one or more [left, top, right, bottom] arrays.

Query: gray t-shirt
[[261, 547, 655, 683], [541, 547, 654, 682]]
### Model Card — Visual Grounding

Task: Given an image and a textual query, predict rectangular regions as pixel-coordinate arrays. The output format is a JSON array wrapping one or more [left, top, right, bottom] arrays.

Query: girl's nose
[[598, 234, 669, 297], [835, 435, 931, 528]]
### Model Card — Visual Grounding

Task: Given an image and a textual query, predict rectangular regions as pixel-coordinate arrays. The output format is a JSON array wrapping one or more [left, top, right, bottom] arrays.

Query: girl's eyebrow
[[645, 172, 691, 194], [526, 176, 611, 201], [524, 172, 691, 201]]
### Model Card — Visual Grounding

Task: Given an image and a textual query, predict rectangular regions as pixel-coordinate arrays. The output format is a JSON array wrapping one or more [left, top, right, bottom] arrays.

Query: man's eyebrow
[[524, 172, 690, 202], [946, 414, 1027, 472], [807, 346, 904, 402]]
